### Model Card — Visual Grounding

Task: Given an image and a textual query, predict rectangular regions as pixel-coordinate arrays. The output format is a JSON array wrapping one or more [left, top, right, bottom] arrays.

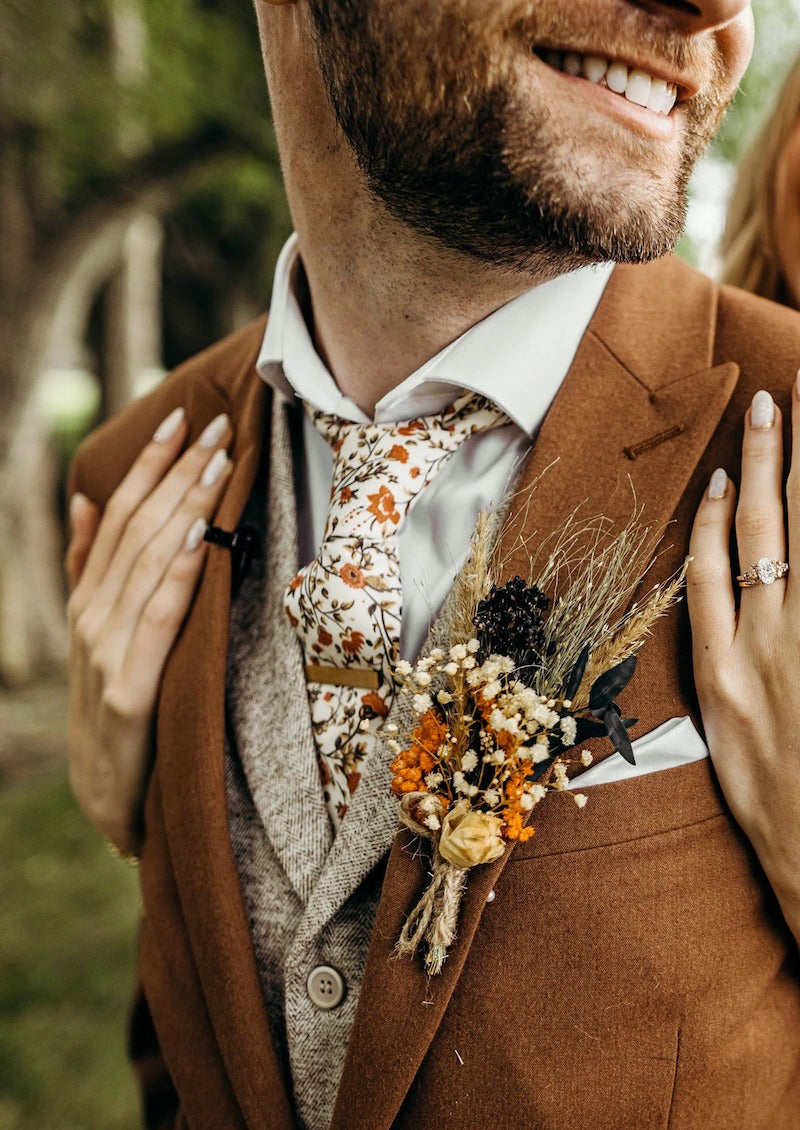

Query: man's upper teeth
[[543, 50, 678, 115]]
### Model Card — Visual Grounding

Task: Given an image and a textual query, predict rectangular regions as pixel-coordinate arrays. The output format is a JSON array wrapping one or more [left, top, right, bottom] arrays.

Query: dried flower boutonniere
[[387, 508, 687, 976]]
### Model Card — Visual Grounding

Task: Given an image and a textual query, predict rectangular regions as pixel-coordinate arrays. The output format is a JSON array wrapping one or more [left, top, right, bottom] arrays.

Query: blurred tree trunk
[[104, 0, 164, 416], [0, 129, 243, 684], [104, 212, 164, 415]]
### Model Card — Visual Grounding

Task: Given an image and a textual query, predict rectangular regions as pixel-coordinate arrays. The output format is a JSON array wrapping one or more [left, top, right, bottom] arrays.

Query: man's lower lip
[[540, 64, 678, 141]]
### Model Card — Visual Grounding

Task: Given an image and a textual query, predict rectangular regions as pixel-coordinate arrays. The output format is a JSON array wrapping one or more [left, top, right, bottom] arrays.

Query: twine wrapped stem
[[396, 794, 467, 976]]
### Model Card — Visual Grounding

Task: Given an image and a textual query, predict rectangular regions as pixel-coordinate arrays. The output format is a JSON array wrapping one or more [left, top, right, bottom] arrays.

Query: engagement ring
[[736, 558, 789, 588]]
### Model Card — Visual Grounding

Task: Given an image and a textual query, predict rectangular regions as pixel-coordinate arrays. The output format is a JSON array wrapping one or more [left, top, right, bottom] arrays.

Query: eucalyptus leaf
[[589, 655, 638, 710], [604, 706, 636, 765]]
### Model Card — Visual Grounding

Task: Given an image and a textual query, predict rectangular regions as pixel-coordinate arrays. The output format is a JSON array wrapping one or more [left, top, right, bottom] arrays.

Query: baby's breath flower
[[461, 750, 479, 772], [418, 794, 440, 813], [467, 638, 480, 653], [384, 722, 398, 733], [532, 745, 551, 764], [411, 692, 433, 714], [450, 643, 468, 661], [415, 671, 432, 687], [573, 793, 588, 808], [533, 704, 561, 728], [424, 814, 442, 831], [386, 739, 402, 754], [481, 680, 502, 701], [488, 708, 520, 734], [452, 770, 466, 791], [560, 716, 578, 746], [462, 656, 477, 669], [436, 689, 453, 705], [429, 648, 444, 661], [425, 771, 443, 788], [417, 657, 435, 673], [467, 784, 479, 797], [519, 794, 534, 811], [529, 783, 546, 802], [483, 789, 500, 806], [580, 750, 593, 767], [396, 660, 413, 678], [444, 662, 459, 676], [553, 762, 569, 789]]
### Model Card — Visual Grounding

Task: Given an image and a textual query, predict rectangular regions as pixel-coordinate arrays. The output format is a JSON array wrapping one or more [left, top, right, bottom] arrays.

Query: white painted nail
[[153, 407, 185, 443], [751, 390, 774, 429], [69, 491, 88, 518], [184, 517, 207, 553], [708, 467, 728, 500], [198, 413, 229, 449], [200, 449, 228, 488]]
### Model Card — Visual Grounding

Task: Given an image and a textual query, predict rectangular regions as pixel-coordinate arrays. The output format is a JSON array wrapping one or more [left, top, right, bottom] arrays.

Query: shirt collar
[[258, 232, 614, 437]]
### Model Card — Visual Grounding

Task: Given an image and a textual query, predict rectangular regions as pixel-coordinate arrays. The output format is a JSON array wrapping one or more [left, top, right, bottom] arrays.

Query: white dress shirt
[[256, 233, 709, 785]]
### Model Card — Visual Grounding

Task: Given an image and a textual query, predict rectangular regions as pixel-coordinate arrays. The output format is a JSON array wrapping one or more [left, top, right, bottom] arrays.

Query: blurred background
[[0, 1, 798, 1126]]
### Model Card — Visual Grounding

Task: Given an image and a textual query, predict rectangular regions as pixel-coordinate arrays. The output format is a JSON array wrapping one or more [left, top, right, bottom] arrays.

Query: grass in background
[[0, 772, 141, 1130]]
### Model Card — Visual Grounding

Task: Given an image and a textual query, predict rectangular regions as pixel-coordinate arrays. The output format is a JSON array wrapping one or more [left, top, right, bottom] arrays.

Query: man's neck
[[293, 203, 564, 417]]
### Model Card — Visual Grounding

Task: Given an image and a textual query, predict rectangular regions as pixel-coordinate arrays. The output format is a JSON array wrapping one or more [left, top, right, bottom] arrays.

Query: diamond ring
[[736, 557, 789, 588]]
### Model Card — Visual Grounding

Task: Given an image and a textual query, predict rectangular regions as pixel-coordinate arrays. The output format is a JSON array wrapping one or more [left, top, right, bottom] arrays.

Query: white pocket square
[[567, 716, 709, 790]]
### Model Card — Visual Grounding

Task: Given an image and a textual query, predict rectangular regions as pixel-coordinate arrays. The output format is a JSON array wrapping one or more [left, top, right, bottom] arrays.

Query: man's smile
[[534, 47, 681, 116]]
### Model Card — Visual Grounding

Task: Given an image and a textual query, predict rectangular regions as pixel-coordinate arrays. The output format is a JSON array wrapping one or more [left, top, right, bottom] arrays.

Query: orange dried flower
[[389, 711, 447, 798]]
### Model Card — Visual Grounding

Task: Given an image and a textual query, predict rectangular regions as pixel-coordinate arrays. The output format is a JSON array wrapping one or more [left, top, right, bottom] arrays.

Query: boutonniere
[[386, 509, 686, 976]]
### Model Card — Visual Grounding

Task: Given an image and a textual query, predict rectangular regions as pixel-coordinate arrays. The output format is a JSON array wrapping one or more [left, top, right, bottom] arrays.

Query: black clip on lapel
[[203, 524, 261, 596]]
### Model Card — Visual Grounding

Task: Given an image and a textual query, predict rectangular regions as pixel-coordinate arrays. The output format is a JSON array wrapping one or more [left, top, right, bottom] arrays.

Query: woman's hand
[[66, 407, 233, 857], [688, 376, 800, 940]]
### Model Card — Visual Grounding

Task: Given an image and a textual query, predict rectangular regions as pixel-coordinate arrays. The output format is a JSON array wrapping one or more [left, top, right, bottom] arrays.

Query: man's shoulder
[[70, 316, 269, 506], [715, 281, 800, 382]]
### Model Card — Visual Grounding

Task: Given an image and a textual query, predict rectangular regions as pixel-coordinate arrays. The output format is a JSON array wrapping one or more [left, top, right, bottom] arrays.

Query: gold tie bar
[[305, 664, 380, 690]]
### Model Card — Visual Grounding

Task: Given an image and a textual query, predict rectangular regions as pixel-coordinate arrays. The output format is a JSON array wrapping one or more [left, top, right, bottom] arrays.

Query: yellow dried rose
[[438, 803, 506, 869]]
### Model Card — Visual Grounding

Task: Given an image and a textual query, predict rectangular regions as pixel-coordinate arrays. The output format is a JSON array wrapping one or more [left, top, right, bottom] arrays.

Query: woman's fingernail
[[708, 467, 728, 500], [153, 407, 185, 443], [750, 390, 774, 429], [200, 449, 229, 488], [69, 491, 88, 518], [184, 517, 207, 553], [198, 413, 229, 449]]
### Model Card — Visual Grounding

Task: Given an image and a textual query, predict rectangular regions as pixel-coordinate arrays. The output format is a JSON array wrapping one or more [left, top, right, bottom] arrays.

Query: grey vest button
[[307, 965, 346, 1010]]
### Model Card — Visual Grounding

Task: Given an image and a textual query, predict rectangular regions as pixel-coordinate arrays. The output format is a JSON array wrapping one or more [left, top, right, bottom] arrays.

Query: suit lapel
[[154, 371, 295, 1128], [333, 255, 740, 1130]]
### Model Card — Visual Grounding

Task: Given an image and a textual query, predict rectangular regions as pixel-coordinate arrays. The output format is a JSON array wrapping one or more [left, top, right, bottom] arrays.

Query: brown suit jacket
[[72, 255, 800, 1129]]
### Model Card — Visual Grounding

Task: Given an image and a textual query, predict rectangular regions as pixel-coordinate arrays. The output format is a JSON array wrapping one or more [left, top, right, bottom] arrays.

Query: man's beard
[[306, 0, 732, 272]]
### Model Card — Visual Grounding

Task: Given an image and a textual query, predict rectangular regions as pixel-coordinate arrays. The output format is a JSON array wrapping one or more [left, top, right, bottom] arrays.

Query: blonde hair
[[721, 56, 800, 305]]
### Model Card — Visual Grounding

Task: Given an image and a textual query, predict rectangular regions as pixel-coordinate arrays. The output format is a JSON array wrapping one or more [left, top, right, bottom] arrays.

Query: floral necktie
[[285, 390, 509, 828]]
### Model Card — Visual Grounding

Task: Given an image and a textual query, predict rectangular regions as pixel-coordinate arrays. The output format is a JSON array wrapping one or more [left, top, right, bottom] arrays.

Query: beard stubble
[[306, 0, 732, 272]]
